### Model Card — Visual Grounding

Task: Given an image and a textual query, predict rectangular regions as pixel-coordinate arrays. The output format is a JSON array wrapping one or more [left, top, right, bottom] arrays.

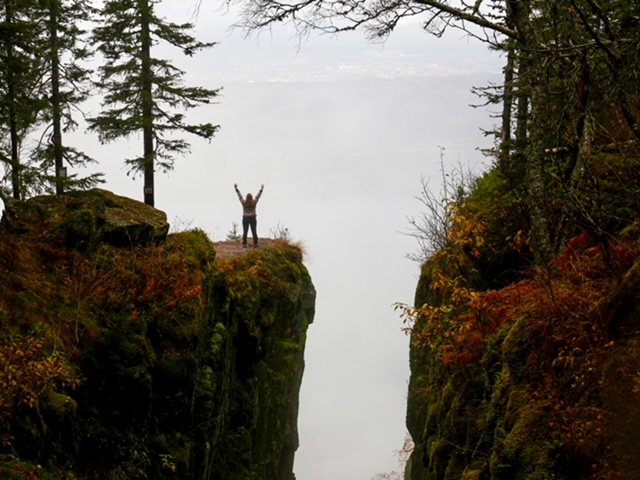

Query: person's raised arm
[[234, 183, 243, 202]]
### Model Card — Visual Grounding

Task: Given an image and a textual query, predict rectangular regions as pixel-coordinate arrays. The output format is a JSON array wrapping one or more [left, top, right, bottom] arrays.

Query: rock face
[[0, 190, 315, 480], [404, 241, 640, 479]]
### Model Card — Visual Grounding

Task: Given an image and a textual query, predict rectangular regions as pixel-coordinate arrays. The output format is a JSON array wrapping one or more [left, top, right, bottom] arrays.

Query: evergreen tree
[[89, 0, 220, 206], [0, 0, 99, 200], [0, 0, 47, 200], [32, 0, 103, 194]]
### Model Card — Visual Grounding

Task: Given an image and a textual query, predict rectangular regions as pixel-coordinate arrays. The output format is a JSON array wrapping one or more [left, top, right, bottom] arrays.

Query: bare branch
[[232, 0, 518, 43]]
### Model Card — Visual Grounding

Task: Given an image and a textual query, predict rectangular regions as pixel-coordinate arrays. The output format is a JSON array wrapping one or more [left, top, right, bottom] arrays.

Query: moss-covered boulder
[[1, 188, 169, 248]]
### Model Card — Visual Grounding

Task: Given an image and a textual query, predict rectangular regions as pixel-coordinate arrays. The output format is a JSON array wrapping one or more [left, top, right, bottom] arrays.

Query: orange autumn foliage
[[0, 336, 80, 422], [400, 227, 635, 376]]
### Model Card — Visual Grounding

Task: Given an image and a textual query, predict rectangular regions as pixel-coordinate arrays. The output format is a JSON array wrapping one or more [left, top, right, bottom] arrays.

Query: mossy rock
[[501, 316, 530, 384], [3, 189, 169, 249], [97, 189, 169, 247], [490, 402, 556, 480], [42, 391, 78, 418], [0, 219, 314, 480], [54, 208, 97, 250]]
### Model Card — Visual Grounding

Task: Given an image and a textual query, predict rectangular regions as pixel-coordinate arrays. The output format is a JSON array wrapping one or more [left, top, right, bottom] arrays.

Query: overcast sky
[[66, 2, 505, 478]]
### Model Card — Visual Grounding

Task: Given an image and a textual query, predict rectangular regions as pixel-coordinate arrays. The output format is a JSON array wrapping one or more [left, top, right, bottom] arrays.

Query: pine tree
[[0, 0, 100, 200], [32, 0, 103, 194], [0, 0, 47, 200], [89, 0, 220, 206]]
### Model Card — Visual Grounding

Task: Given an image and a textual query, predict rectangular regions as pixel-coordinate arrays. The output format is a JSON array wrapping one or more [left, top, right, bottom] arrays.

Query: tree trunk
[[499, 41, 514, 177], [49, 0, 64, 194], [4, 0, 21, 200], [140, 0, 154, 206], [527, 75, 554, 263]]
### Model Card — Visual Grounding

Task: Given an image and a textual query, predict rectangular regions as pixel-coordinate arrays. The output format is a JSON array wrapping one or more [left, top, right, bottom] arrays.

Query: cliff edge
[[0, 189, 316, 480], [403, 168, 640, 480]]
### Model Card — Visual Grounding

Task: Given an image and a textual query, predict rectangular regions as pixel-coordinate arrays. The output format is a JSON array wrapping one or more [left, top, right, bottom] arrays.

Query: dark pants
[[242, 216, 258, 246]]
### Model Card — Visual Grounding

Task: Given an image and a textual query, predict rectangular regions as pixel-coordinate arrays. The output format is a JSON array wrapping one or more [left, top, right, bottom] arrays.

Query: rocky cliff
[[0, 189, 315, 480], [403, 169, 640, 480]]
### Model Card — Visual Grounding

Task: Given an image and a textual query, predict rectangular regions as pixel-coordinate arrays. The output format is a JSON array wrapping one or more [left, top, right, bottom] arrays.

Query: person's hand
[[261, 184, 265, 190], [234, 183, 238, 189]]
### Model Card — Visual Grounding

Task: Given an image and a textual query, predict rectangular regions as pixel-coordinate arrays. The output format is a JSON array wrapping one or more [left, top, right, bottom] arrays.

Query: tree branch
[[233, 0, 518, 42], [410, 0, 517, 39]]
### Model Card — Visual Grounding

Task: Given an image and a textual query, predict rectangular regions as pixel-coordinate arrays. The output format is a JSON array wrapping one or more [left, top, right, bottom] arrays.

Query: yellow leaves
[[397, 239, 496, 361], [507, 229, 528, 252], [445, 211, 487, 259], [0, 335, 80, 425], [248, 265, 261, 277], [160, 453, 177, 473], [396, 298, 464, 350], [397, 203, 496, 360]]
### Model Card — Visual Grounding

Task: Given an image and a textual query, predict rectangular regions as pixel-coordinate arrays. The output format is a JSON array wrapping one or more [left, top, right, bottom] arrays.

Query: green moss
[[166, 229, 216, 269], [55, 208, 97, 250], [501, 316, 530, 384], [491, 403, 557, 480], [43, 391, 78, 417], [210, 322, 226, 356], [461, 469, 483, 480], [0, 456, 46, 480]]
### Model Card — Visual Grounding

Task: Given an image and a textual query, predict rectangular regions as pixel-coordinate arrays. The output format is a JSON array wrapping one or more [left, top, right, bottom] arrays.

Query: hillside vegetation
[[403, 161, 640, 478], [394, 3, 640, 479], [0, 189, 315, 480], [402, 97, 640, 480]]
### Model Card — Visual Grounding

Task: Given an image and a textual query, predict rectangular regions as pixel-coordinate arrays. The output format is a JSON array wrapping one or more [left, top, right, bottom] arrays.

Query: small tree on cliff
[[371, 435, 414, 480], [89, 0, 220, 206]]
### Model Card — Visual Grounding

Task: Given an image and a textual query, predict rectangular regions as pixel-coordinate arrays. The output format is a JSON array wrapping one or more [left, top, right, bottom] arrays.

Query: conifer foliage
[[89, 0, 220, 206], [0, 0, 47, 200], [0, 0, 218, 205], [0, 0, 102, 200], [34, 0, 103, 195]]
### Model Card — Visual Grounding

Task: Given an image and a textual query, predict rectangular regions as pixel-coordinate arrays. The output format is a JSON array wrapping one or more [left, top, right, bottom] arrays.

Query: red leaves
[[404, 232, 636, 376], [79, 243, 207, 324]]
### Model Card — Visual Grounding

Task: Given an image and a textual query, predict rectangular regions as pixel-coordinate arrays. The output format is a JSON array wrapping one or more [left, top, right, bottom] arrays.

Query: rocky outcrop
[[0, 190, 315, 480], [1, 188, 169, 247]]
